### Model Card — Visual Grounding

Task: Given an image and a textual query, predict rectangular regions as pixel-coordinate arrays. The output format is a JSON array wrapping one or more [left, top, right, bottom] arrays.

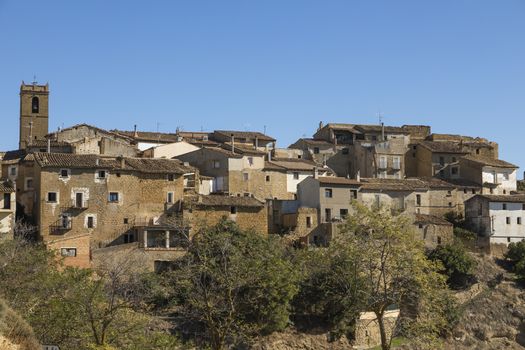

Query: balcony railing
[[50, 219, 72, 235], [69, 199, 89, 209]]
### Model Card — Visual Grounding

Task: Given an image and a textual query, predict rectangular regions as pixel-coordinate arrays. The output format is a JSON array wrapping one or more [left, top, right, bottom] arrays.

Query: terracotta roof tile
[[0, 179, 15, 192], [213, 130, 275, 142], [266, 158, 317, 171], [33, 153, 194, 174], [414, 214, 452, 226], [317, 177, 361, 186], [188, 194, 265, 208], [473, 194, 525, 203], [419, 141, 469, 154], [461, 155, 518, 169]]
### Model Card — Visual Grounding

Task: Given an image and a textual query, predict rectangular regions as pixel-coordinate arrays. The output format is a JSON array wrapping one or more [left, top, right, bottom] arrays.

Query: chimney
[[119, 156, 125, 169], [95, 158, 100, 166], [231, 134, 235, 154], [133, 125, 138, 137], [381, 122, 385, 141], [313, 167, 318, 179], [47, 138, 51, 153], [268, 150, 272, 161], [356, 170, 361, 182], [255, 136, 259, 150], [318, 121, 324, 131]]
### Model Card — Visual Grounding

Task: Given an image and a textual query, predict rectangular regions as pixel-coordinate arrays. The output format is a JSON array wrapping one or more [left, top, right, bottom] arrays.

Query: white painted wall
[[489, 201, 525, 244], [286, 172, 312, 194], [482, 166, 517, 194], [144, 141, 200, 159]]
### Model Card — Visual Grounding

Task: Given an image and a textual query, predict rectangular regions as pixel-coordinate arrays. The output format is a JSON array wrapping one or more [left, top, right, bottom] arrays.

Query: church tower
[[19, 81, 49, 149]]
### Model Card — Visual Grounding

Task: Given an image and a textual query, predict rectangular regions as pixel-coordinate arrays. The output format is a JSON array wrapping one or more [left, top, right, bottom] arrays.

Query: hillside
[[0, 299, 40, 350]]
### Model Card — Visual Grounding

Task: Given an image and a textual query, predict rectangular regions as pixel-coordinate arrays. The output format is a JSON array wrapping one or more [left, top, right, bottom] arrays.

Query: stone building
[[0, 180, 16, 239], [183, 194, 268, 235], [19, 82, 49, 150], [354, 309, 400, 349], [465, 194, 525, 246], [459, 156, 518, 195], [46, 124, 138, 157], [32, 152, 196, 267], [290, 123, 410, 179], [142, 141, 200, 159], [414, 213, 454, 249]]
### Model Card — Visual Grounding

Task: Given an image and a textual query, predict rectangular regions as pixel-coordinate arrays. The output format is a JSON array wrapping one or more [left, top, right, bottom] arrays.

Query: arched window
[[32, 96, 39, 113]]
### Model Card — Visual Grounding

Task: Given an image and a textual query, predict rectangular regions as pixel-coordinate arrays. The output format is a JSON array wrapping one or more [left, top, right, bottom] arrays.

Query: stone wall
[[354, 310, 399, 349], [46, 233, 91, 268], [185, 205, 268, 235]]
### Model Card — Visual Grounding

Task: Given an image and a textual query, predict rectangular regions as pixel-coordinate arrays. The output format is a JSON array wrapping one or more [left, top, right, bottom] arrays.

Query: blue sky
[[0, 1, 523, 175]]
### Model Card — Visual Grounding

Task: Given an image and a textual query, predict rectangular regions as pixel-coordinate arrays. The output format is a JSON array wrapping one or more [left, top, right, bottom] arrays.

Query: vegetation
[[505, 240, 525, 278], [1, 214, 464, 350], [0, 298, 40, 350], [517, 180, 525, 191], [428, 243, 477, 289], [166, 219, 301, 350], [444, 212, 477, 241]]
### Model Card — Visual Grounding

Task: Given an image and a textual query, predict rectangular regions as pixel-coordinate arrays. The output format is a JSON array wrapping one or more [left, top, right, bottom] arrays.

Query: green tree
[[505, 240, 525, 278], [428, 243, 476, 289], [171, 219, 300, 350], [334, 203, 456, 350]]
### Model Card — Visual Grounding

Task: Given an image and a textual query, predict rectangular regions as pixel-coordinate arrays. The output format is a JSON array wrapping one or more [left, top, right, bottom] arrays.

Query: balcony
[[50, 219, 72, 235], [69, 199, 89, 210]]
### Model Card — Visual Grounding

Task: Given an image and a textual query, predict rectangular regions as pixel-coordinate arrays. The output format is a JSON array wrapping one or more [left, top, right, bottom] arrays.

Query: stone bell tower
[[19, 80, 49, 149]]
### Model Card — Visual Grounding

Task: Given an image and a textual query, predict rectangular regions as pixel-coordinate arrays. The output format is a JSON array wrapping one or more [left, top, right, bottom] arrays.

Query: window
[[340, 209, 348, 218], [418, 223, 424, 229], [247, 157, 254, 166], [293, 172, 299, 180], [60, 169, 70, 178], [449, 202, 453, 207], [378, 170, 387, 179], [265, 175, 270, 182], [451, 167, 459, 175], [313, 147, 320, 154], [503, 203, 507, 210], [8, 166, 17, 177], [518, 217, 522, 225], [213, 161, 221, 169], [108, 192, 119, 202], [350, 189, 358, 200], [507, 217, 511, 225], [452, 157, 457, 163], [472, 189, 476, 194], [447, 190, 452, 196], [167, 192, 174, 204], [25, 178, 33, 190], [325, 188, 333, 198], [379, 156, 387, 169], [87, 216, 94, 229], [167, 174, 175, 181], [31, 96, 39, 113], [230, 206, 237, 214], [60, 248, 76, 257], [439, 156, 445, 166], [116, 172, 121, 177], [3, 193, 11, 210], [412, 152, 416, 158], [306, 216, 312, 228], [523, 204, 525, 211], [437, 237, 442, 245], [75, 192, 85, 208], [325, 208, 332, 222], [123, 218, 129, 224], [97, 170, 107, 179], [413, 145, 417, 150], [392, 156, 401, 169], [243, 173, 249, 181], [476, 149, 480, 155], [342, 148, 349, 155], [47, 192, 57, 203], [464, 189, 468, 194], [416, 194, 421, 206]]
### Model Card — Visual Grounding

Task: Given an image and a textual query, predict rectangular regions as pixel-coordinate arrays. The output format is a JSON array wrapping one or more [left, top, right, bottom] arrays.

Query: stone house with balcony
[[459, 156, 518, 195], [32, 152, 196, 267], [177, 145, 293, 200], [289, 123, 410, 179], [465, 194, 525, 246], [0, 180, 16, 239]]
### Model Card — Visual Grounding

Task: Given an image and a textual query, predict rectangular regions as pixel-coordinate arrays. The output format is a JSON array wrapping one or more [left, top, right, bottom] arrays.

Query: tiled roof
[[112, 130, 180, 143], [354, 124, 409, 134], [48, 124, 134, 142], [360, 178, 429, 191], [289, 138, 334, 147], [473, 194, 525, 203], [462, 155, 518, 169], [0, 179, 15, 193], [213, 130, 275, 142], [419, 141, 468, 154], [444, 178, 482, 189], [414, 214, 452, 226], [266, 158, 317, 171], [1, 150, 27, 163], [28, 140, 72, 148], [33, 153, 193, 174], [189, 194, 265, 208], [317, 177, 361, 186], [413, 177, 456, 189]]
